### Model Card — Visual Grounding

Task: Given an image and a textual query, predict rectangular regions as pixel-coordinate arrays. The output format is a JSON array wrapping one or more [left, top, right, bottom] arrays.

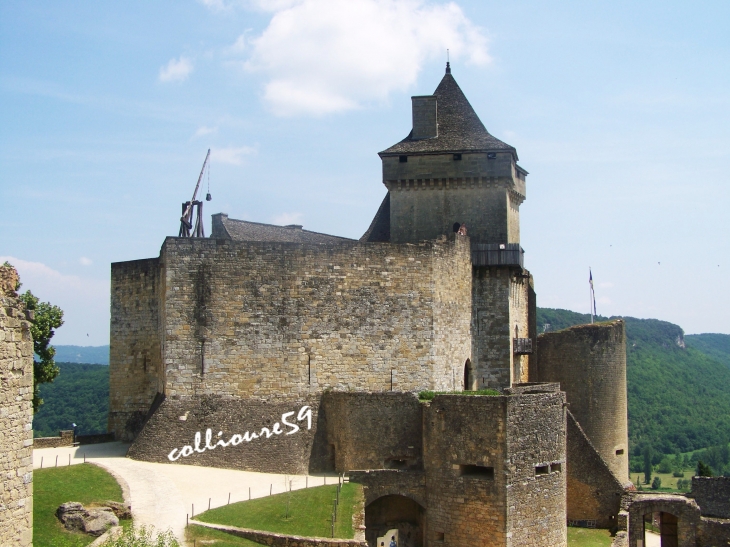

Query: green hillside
[[32, 362, 109, 437], [685, 334, 730, 368], [537, 308, 730, 455], [53, 345, 109, 365]]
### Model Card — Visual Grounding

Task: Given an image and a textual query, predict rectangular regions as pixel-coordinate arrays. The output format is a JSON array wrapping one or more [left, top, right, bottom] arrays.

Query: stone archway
[[627, 495, 700, 547], [366, 495, 425, 547]]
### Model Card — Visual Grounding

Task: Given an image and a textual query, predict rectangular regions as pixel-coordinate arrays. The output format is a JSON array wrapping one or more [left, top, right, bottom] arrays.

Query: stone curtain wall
[[109, 258, 163, 441], [128, 395, 327, 474], [0, 265, 33, 547], [505, 389, 567, 547], [565, 411, 625, 528], [158, 237, 472, 399], [383, 152, 524, 245], [691, 476, 730, 518], [33, 429, 74, 448], [537, 320, 629, 483]]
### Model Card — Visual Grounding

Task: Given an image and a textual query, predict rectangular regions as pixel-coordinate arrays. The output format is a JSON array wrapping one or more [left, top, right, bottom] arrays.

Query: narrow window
[[453, 153, 462, 160], [535, 465, 549, 476], [399, 155, 408, 163], [463, 359, 471, 391], [550, 463, 562, 473], [453, 222, 461, 233]]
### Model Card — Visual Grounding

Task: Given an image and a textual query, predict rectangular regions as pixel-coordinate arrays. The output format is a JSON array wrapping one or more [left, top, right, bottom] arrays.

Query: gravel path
[[34, 442, 336, 543]]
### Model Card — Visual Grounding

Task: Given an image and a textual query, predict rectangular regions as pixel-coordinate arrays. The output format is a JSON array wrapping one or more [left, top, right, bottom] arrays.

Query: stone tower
[[366, 64, 535, 389], [376, 63, 527, 246]]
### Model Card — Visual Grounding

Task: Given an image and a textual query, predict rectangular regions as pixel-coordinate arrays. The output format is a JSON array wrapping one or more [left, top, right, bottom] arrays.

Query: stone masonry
[[0, 265, 33, 547]]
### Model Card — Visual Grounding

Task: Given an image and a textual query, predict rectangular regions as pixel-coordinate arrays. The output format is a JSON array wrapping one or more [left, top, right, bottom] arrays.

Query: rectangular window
[[550, 463, 562, 473], [459, 464, 494, 479], [385, 459, 408, 470], [453, 153, 462, 160], [399, 155, 408, 163], [535, 465, 549, 476], [616, 449, 624, 455], [435, 532, 445, 542], [487, 152, 497, 159]]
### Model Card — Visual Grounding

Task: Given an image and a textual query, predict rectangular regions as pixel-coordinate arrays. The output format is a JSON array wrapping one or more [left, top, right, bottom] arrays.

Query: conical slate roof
[[379, 69, 516, 158]]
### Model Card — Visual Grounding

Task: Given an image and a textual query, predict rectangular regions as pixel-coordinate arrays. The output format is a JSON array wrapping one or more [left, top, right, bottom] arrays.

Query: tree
[[696, 460, 713, 477], [19, 289, 64, 412], [643, 445, 653, 484], [651, 476, 661, 490]]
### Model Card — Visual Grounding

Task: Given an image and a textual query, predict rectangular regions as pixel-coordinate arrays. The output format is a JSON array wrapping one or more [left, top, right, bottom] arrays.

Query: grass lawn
[[630, 471, 692, 493], [34, 463, 129, 547], [567, 526, 613, 547], [194, 483, 363, 539]]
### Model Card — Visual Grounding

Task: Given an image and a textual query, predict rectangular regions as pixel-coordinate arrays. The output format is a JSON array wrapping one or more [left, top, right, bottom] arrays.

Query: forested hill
[[54, 345, 109, 365], [32, 362, 109, 437], [537, 308, 730, 455]]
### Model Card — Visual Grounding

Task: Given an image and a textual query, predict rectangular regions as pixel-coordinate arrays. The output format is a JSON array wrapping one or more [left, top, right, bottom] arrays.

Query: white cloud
[[79, 257, 92, 266], [159, 56, 194, 83], [193, 125, 219, 138], [237, 0, 490, 116], [0, 256, 110, 345], [211, 145, 257, 165], [272, 212, 303, 225]]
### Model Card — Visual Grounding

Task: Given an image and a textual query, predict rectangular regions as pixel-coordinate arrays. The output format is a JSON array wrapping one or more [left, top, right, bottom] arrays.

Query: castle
[[109, 66, 632, 546]]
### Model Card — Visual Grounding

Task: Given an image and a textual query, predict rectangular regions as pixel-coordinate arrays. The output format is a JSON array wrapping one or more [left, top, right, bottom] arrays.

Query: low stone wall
[[34, 430, 74, 448], [691, 476, 730, 518], [190, 520, 368, 547]]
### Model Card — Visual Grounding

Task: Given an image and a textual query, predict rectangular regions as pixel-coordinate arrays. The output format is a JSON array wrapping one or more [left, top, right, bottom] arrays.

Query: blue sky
[[1, 0, 728, 345]]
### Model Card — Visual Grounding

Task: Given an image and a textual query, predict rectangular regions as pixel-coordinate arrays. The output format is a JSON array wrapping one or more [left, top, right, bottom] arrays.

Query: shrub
[[676, 479, 690, 491], [697, 461, 713, 477], [651, 476, 662, 490], [657, 457, 673, 474], [101, 526, 179, 547], [673, 470, 685, 478]]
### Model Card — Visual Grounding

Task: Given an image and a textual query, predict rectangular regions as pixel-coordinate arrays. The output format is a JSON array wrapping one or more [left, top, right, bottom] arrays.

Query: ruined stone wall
[[382, 152, 524, 246], [691, 476, 730, 518], [109, 258, 162, 440], [565, 411, 625, 528], [471, 267, 512, 390], [159, 236, 471, 399], [537, 320, 629, 483], [505, 390, 567, 547], [0, 266, 33, 547], [323, 392, 423, 472], [128, 395, 327, 474]]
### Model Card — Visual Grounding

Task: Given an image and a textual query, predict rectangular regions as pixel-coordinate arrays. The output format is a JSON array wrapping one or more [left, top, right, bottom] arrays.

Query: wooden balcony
[[471, 243, 524, 267]]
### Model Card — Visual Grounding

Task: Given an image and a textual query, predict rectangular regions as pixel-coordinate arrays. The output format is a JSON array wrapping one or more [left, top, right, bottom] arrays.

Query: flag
[[589, 269, 597, 320]]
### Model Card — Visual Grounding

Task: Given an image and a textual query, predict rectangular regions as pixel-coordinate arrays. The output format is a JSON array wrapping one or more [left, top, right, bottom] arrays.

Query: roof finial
[[446, 49, 451, 74]]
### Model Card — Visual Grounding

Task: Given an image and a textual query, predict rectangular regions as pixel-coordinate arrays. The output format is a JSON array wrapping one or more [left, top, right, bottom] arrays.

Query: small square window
[[487, 152, 497, 159], [535, 465, 549, 476], [550, 463, 562, 473], [616, 449, 624, 456], [453, 153, 462, 160], [399, 155, 408, 163], [435, 532, 445, 542]]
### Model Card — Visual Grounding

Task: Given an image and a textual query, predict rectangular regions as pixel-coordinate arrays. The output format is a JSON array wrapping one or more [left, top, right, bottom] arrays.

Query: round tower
[[536, 319, 628, 483]]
